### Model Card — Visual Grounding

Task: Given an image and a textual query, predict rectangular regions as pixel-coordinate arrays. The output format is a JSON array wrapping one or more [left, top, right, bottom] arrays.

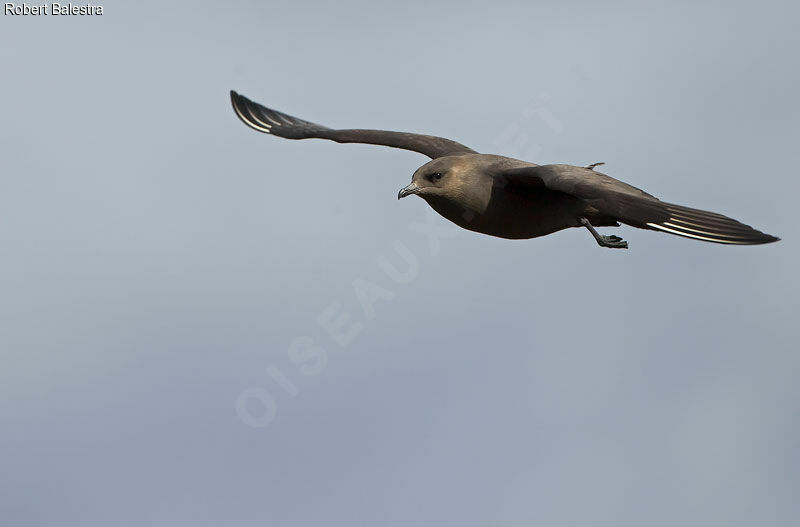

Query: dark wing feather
[[501, 164, 779, 245], [230, 91, 477, 159]]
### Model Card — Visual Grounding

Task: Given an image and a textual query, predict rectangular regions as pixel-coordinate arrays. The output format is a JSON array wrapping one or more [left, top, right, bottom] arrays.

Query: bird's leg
[[579, 217, 628, 249], [584, 162, 605, 171]]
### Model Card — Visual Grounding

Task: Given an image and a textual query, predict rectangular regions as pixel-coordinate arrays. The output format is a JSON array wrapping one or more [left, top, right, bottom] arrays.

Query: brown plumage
[[231, 91, 779, 249]]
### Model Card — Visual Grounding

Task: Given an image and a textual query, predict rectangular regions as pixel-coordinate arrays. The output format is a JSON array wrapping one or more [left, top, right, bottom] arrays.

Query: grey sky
[[1, 1, 798, 526]]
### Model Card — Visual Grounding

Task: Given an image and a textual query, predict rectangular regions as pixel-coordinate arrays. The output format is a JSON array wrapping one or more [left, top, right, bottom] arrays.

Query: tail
[[644, 202, 779, 245]]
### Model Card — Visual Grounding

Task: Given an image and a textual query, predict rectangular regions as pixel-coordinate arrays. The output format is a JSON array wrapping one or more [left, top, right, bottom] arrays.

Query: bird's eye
[[430, 172, 444, 181]]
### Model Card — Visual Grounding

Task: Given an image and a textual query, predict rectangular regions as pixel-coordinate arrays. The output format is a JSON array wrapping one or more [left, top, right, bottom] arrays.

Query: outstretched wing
[[500, 164, 779, 245], [230, 91, 477, 160]]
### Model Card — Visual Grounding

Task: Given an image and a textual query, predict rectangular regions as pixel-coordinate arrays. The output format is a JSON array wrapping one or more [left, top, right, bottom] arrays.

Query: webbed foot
[[579, 217, 629, 249], [597, 234, 628, 249]]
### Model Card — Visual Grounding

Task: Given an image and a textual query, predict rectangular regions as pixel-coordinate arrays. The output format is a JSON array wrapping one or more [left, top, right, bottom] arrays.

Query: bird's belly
[[428, 194, 581, 240], [468, 207, 576, 239]]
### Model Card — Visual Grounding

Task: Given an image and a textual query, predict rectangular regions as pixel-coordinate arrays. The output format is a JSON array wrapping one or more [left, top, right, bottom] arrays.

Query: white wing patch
[[646, 221, 752, 244], [233, 103, 272, 134]]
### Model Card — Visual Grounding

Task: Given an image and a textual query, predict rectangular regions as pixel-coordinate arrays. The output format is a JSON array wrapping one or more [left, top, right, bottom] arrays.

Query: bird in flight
[[230, 91, 778, 249]]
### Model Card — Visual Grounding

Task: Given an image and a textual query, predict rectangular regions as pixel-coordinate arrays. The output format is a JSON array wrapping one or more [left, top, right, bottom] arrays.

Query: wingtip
[[229, 90, 251, 128], [230, 90, 252, 107], [230, 91, 242, 119], [749, 231, 780, 244]]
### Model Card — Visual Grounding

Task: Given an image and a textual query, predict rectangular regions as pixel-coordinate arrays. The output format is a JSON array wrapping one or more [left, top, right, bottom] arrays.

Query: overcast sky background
[[1, 1, 798, 525]]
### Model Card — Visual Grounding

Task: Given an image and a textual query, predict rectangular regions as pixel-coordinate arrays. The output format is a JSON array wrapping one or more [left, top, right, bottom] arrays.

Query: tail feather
[[645, 202, 779, 245]]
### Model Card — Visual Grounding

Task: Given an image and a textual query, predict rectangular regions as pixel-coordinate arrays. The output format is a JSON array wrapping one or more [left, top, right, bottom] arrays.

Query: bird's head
[[397, 155, 493, 214]]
